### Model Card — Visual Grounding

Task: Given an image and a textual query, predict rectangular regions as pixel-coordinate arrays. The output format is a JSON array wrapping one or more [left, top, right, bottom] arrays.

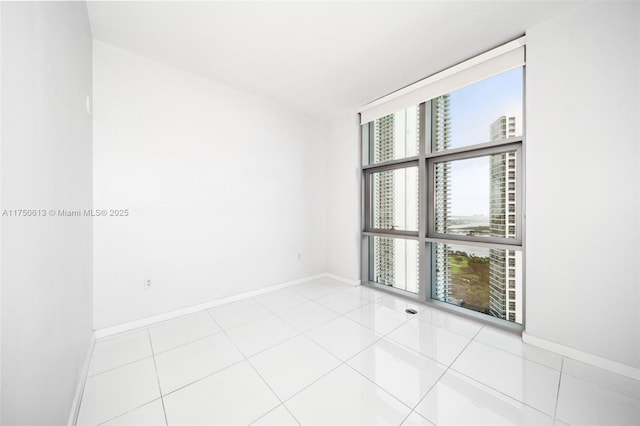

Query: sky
[[447, 67, 522, 216]]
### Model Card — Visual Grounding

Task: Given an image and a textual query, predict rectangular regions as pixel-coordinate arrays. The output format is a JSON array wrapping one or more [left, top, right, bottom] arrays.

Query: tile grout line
[[247, 361, 302, 426], [248, 404, 301, 426], [338, 309, 457, 421], [217, 311, 303, 359], [146, 327, 170, 426], [240, 329, 303, 359], [73, 335, 98, 425], [91, 333, 169, 426], [553, 357, 565, 423], [87, 354, 155, 378], [151, 310, 226, 350], [147, 310, 416, 412], [468, 329, 564, 372], [264, 291, 377, 338], [273, 300, 343, 334], [279, 306, 450, 425], [90, 282, 567, 425], [82, 282, 387, 425], [322, 300, 375, 317], [448, 365, 556, 419], [94, 397, 165, 426], [288, 282, 354, 302], [272, 309, 397, 412], [436, 326, 565, 418], [90, 315, 223, 379], [159, 288, 384, 366], [311, 290, 376, 315], [150, 311, 307, 400], [399, 324, 486, 425], [278, 361, 345, 409], [450, 324, 559, 419], [209, 304, 274, 331], [413, 313, 487, 340], [341, 361, 414, 413], [558, 364, 640, 401], [383, 317, 469, 368], [206, 310, 303, 426], [473, 340, 563, 372], [247, 308, 388, 413], [84, 336, 166, 426], [252, 289, 312, 308], [151, 329, 222, 356], [164, 359, 248, 399], [265, 295, 457, 422], [250, 296, 308, 317]]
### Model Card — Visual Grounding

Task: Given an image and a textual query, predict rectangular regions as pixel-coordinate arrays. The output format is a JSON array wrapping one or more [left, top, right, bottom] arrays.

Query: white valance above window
[[358, 36, 526, 125]]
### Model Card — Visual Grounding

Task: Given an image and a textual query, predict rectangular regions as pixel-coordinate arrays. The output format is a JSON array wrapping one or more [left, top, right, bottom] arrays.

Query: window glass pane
[[370, 106, 420, 164], [369, 236, 419, 294], [432, 243, 522, 324], [432, 68, 523, 152], [434, 151, 517, 240], [371, 166, 418, 232]]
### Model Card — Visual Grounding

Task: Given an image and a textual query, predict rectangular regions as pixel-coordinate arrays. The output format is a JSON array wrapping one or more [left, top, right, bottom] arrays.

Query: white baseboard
[[95, 273, 328, 339], [67, 332, 96, 426], [324, 273, 360, 287], [522, 332, 640, 381]]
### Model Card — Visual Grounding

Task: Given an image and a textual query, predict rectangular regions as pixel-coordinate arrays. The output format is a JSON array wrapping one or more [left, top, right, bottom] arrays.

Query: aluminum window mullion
[[363, 159, 419, 174], [425, 236, 522, 251], [428, 141, 522, 163], [426, 142, 523, 245], [363, 231, 420, 241], [427, 151, 435, 244], [427, 234, 523, 247], [360, 120, 368, 285], [362, 156, 420, 170], [425, 136, 523, 159], [363, 168, 371, 231], [515, 143, 524, 245], [418, 102, 428, 302], [362, 122, 371, 166], [364, 159, 420, 235]]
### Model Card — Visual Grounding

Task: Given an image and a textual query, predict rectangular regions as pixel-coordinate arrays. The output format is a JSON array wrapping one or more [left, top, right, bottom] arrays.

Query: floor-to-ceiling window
[[360, 38, 525, 327]]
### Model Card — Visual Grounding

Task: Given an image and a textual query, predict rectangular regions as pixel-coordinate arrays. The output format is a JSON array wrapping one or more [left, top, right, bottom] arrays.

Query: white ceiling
[[87, 1, 580, 120]]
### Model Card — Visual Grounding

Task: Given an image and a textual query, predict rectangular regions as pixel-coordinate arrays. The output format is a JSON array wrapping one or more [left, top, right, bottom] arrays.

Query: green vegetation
[[456, 225, 491, 236], [449, 251, 490, 313]]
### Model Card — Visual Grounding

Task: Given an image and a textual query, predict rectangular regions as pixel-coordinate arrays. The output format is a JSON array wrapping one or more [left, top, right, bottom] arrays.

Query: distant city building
[[373, 114, 396, 286], [489, 116, 522, 323], [372, 107, 420, 292], [433, 95, 452, 302]]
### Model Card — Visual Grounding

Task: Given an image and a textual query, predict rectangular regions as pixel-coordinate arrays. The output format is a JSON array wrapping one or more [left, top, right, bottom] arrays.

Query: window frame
[[359, 75, 525, 331], [426, 140, 523, 246], [360, 104, 427, 296], [363, 160, 420, 237]]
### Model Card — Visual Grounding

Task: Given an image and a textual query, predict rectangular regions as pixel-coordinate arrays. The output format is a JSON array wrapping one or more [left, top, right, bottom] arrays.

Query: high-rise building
[[372, 107, 421, 292], [488, 116, 521, 323], [373, 115, 396, 286], [432, 95, 452, 301]]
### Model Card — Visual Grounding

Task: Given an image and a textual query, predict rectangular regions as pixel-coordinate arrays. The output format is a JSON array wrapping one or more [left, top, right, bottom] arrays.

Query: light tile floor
[[77, 278, 640, 425]]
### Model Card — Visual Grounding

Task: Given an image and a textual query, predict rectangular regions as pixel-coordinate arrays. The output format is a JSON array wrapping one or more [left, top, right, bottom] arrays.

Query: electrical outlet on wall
[[144, 278, 152, 289]]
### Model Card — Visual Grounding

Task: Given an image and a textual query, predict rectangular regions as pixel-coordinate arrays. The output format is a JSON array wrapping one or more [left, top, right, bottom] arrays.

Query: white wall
[[526, 1, 640, 369], [93, 41, 327, 329], [325, 114, 361, 282], [0, 2, 93, 424]]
